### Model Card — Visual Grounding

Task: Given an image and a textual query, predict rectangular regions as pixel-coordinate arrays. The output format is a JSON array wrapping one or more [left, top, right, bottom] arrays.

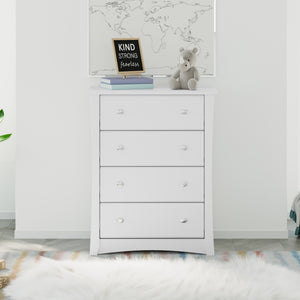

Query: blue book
[[101, 76, 153, 85], [101, 83, 153, 90]]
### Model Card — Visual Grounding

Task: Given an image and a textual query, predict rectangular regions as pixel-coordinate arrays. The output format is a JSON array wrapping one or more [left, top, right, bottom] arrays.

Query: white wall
[[0, 0, 16, 219], [202, 0, 287, 237], [287, 0, 300, 212], [16, 0, 288, 238], [16, 0, 90, 236]]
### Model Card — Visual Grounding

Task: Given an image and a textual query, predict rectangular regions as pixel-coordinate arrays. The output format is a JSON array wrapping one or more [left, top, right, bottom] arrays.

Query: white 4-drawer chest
[[90, 88, 216, 255]]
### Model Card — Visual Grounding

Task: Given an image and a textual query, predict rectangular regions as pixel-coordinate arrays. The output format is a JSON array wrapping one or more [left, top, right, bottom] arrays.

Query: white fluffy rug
[[4, 257, 300, 300]]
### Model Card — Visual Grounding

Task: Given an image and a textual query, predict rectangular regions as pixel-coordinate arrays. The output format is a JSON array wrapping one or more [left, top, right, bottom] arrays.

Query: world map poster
[[89, 0, 215, 76]]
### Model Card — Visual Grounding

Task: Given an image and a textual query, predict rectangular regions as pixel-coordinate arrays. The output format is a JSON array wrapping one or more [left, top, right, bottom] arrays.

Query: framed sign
[[112, 38, 145, 77]]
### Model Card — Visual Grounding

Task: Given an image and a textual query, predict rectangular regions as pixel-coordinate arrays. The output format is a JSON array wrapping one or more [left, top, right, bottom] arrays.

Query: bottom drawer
[[100, 203, 204, 238]]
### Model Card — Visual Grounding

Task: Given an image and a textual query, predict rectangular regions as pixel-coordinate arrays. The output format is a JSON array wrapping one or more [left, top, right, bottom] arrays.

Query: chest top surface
[[90, 87, 217, 96]]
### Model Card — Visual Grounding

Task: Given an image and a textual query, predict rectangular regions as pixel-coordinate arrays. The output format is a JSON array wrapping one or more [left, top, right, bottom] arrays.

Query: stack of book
[[100, 76, 153, 90]]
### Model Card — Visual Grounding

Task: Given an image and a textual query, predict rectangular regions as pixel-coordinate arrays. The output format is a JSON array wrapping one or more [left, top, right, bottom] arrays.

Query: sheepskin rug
[[4, 257, 300, 300]]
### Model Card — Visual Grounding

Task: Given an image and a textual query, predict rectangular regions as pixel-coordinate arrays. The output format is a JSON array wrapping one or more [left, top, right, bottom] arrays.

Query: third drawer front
[[100, 203, 204, 238], [100, 131, 204, 166], [100, 167, 204, 203]]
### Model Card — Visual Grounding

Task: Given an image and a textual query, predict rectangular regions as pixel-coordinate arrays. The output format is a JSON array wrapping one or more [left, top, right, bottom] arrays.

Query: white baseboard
[[0, 211, 15, 219], [214, 230, 288, 239], [14, 230, 288, 239], [14, 230, 90, 239]]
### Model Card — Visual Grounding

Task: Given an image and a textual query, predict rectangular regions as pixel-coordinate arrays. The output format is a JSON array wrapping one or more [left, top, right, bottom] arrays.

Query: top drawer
[[100, 95, 204, 130]]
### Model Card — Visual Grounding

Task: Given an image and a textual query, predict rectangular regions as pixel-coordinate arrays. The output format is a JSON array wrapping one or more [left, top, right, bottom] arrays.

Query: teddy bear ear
[[192, 47, 198, 54], [179, 47, 184, 52]]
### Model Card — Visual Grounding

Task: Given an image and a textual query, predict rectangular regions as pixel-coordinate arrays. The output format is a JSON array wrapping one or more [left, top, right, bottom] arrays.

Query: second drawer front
[[100, 203, 204, 238], [100, 167, 204, 203], [100, 131, 204, 166]]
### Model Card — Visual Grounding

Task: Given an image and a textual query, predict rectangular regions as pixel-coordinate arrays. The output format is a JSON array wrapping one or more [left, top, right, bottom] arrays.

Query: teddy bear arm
[[172, 69, 180, 79], [192, 67, 200, 81]]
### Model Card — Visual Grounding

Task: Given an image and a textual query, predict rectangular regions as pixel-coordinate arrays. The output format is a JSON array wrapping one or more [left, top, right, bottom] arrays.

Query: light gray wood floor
[[0, 220, 299, 252]]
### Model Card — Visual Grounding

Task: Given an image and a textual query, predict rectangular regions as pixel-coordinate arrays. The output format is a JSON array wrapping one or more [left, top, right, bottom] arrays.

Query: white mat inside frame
[[5, 257, 300, 300]]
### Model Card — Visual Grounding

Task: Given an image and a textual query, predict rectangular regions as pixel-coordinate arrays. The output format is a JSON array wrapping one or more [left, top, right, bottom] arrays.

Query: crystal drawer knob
[[180, 218, 188, 223], [180, 145, 188, 151], [181, 109, 188, 115], [117, 218, 124, 223], [181, 182, 188, 188], [116, 145, 125, 151], [116, 181, 124, 187], [117, 109, 125, 115]]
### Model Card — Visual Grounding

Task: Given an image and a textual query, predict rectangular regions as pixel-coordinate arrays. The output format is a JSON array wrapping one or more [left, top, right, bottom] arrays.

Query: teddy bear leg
[[169, 78, 181, 90], [188, 78, 197, 90]]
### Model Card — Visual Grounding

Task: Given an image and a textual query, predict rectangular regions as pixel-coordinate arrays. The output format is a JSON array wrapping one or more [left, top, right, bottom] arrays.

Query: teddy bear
[[169, 47, 199, 90]]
